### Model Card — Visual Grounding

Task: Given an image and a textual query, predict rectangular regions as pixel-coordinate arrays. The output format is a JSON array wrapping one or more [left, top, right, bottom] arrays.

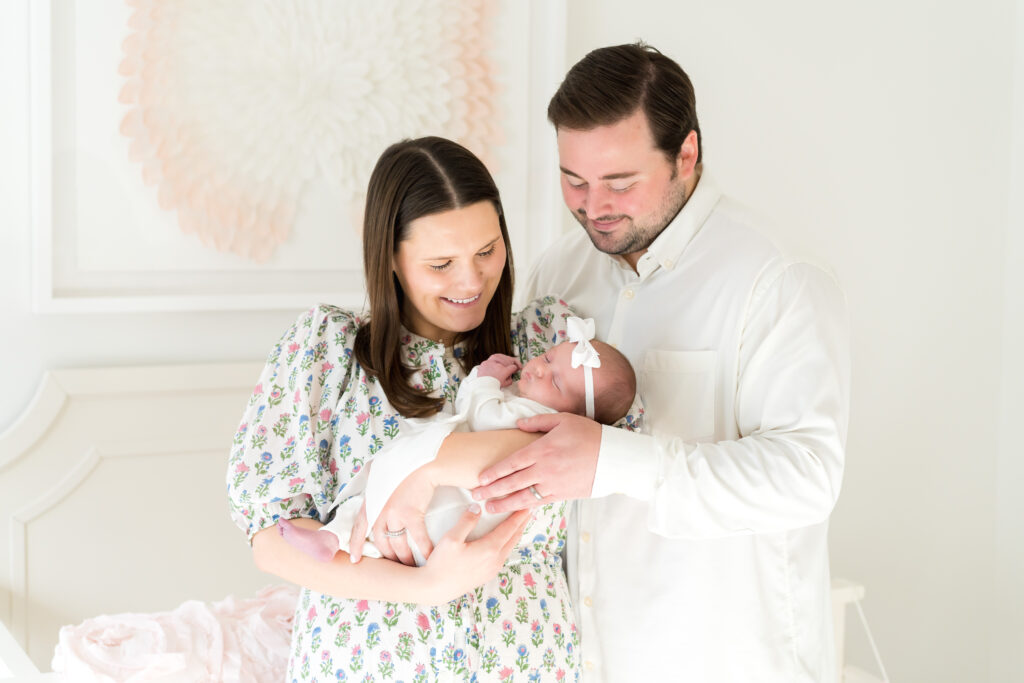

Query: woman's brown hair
[[353, 137, 515, 418]]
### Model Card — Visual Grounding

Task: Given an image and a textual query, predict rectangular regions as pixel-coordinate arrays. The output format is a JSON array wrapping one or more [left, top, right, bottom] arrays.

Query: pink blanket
[[51, 584, 299, 682]]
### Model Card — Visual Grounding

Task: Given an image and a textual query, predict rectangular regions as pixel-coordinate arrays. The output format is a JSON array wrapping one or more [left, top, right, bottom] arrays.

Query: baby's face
[[516, 341, 587, 414]]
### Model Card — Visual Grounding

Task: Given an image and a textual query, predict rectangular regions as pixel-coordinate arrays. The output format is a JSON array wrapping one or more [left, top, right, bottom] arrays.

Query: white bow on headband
[[566, 316, 601, 419]]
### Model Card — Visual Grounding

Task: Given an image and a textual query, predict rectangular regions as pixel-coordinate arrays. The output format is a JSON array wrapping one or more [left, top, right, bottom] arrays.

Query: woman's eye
[[430, 261, 452, 272], [478, 245, 497, 257]]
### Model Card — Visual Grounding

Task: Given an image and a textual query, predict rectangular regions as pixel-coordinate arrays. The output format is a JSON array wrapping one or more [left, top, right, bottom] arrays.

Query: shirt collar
[[632, 169, 722, 278]]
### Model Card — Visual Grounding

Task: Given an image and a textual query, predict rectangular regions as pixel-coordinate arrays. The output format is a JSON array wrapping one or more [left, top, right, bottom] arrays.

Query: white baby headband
[[566, 316, 602, 419]]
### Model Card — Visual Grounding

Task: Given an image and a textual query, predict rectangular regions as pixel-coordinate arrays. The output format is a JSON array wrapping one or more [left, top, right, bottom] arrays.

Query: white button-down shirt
[[523, 172, 851, 682]]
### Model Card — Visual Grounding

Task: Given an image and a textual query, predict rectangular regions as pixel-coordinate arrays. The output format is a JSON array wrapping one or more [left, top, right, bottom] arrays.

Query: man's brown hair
[[547, 42, 702, 164]]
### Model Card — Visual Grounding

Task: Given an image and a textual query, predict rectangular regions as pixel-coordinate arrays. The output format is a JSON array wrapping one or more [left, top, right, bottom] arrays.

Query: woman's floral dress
[[228, 296, 584, 682]]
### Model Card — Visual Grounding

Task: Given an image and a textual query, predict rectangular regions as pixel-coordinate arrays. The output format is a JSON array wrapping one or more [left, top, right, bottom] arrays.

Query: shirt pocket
[[640, 349, 717, 440]]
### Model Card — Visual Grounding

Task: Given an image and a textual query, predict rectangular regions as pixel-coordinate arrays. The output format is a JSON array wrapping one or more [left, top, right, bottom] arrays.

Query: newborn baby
[[279, 318, 636, 565]]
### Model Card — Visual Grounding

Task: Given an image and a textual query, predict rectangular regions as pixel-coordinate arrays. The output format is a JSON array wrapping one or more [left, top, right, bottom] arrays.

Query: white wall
[[0, 3, 299, 437], [563, 1, 1020, 681]]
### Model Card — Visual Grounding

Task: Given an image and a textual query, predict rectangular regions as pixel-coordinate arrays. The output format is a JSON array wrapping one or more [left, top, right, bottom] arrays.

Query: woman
[[227, 137, 579, 681]]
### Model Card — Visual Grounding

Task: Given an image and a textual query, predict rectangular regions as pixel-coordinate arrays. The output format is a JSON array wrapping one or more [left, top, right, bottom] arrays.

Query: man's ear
[[676, 130, 700, 179]]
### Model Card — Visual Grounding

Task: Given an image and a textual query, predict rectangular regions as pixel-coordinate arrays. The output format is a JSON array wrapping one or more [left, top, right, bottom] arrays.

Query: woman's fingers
[[388, 530, 416, 567], [444, 504, 482, 542], [372, 519, 397, 562], [498, 510, 532, 556], [486, 509, 532, 553], [348, 501, 369, 563], [408, 520, 434, 562]]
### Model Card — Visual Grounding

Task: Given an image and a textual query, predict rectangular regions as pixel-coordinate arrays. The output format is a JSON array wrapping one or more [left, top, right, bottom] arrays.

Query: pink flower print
[[235, 462, 249, 473], [380, 651, 391, 664], [559, 517, 567, 529], [270, 388, 282, 401], [523, 573, 536, 588], [256, 425, 267, 437], [329, 606, 340, 619], [500, 666, 514, 680], [254, 383, 264, 395], [319, 408, 332, 421], [499, 576, 509, 590], [552, 623, 562, 635], [384, 606, 396, 619], [416, 613, 430, 630], [558, 298, 568, 307], [322, 361, 334, 373], [356, 600, 369, 614], [293, 389, 301, 403], [329, 459, 338, 474], [532, 322, 542, 335], [322, 650, 330, 661], [502, 620, 513, 633], [531, 620, 541, 633], [307, 606, 317, 620], [356, 412, 369, 425], [285, 436, 295, 447], [288, 342, 300, 354], [289, 477, 305, 487], [415, 664, 426, 674], [556, 669, 566, 680], [236, 422, 248, 433]]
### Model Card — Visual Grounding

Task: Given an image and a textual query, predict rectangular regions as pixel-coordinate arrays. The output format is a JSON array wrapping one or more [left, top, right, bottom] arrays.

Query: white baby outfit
[[321, 367, 556, 564]]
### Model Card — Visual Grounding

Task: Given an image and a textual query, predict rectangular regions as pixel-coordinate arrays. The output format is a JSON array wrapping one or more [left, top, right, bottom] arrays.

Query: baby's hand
[[477, 354, 522, 387]]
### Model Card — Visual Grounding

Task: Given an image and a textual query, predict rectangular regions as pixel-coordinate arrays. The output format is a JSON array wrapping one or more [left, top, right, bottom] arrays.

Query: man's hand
[[476, 354, 522, 387], [471, 412, 601, 513], [349, 464, 437, 566]]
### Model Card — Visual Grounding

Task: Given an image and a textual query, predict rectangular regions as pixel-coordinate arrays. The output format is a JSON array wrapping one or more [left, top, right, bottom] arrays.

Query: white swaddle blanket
[[324, 370, 555, 565]]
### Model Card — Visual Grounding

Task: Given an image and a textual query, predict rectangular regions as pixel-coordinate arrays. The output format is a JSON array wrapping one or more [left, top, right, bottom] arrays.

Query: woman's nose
[[457, 262, 484, 289]]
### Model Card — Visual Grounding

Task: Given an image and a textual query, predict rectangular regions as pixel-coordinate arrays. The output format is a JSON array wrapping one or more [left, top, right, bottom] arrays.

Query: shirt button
[[623, 289, 634, 299], [585, 661, 595, 671], [584, 596, 594, 607], [662, 259, 674, 269], [581, 532, 591, 543]]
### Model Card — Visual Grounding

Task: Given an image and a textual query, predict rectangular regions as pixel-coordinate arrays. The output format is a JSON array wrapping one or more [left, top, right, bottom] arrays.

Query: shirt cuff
[[591, 425, 661, 500]]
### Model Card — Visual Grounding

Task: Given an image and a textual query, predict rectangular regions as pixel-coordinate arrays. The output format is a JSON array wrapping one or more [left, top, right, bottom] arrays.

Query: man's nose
[[583, 185, 612, 218]]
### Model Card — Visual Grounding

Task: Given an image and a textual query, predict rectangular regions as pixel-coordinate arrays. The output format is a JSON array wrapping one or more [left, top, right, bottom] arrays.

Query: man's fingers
[[348, 502, 368, 563], [444, 504, 482, 543], [515, 412, 563, 434], [473, 467, 537, 501], [477, 449, 536, 487], [485, 489, 548, 515]]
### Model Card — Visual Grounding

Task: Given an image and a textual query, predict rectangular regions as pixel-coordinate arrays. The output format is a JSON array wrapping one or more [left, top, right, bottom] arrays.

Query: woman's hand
[[349, 463, 438, 566], [421, 505, 531, 604]]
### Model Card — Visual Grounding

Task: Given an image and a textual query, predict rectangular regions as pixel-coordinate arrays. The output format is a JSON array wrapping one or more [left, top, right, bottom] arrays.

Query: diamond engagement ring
[[529, 485, 544, 501], [383, 528, 407, 538]]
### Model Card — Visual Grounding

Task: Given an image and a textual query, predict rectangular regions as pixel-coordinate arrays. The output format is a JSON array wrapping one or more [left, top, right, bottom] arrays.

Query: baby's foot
[[278, 518, 339, 562]]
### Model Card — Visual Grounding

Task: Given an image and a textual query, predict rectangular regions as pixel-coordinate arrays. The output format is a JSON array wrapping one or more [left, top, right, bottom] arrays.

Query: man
[[472, 43, 851, 681]]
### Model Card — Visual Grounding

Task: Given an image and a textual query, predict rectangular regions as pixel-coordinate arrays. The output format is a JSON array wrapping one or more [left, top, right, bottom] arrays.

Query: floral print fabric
[[228, 297, 583, 682]]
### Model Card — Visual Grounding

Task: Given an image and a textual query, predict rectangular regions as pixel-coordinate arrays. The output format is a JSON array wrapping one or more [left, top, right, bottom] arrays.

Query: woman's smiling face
[[392, 200, 506, 346]]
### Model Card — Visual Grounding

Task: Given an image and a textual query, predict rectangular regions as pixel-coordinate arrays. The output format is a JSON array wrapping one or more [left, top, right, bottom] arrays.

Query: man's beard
[[573, 183, 688, 257]]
